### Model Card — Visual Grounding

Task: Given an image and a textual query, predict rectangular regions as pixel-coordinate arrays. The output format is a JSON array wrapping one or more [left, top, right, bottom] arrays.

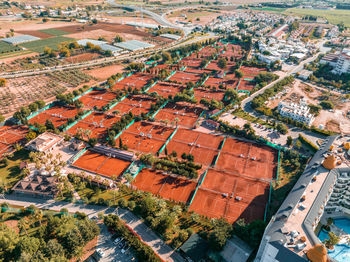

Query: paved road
[[107, 0, 190, 34], [0, 195, 184, 262], [116, 208, 184, 262]]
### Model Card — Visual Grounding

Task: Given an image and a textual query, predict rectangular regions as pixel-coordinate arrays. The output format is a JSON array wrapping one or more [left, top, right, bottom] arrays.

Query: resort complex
[[0, 0, 350, 261]]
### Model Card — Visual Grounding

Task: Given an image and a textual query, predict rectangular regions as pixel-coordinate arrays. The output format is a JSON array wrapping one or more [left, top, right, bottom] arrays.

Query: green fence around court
[[264, 181, 274, 222], [70, 147, 88, 164], [113, 119, 135, 140], [26, 102, 56, 121], [61, 110, 92, 132], [158, 127, 178, 154], [187, 168, 208, 207], [123, 162, 144, 179], [150, 100, 168, 119], [72, 87, 94, 102], [212, 136, 227, 167], [165, 71, 176, 81], [143, 80, 158, 93]]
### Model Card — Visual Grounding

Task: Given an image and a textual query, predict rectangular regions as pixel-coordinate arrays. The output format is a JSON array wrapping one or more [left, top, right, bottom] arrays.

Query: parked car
[[96, 248, 105, 258]]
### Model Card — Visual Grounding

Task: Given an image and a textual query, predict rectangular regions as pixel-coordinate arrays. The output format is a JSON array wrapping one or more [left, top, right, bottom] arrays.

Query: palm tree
[[33, 209, 43, 226], [124, 173, 134, 189], [86, 174, 92, 187], [84, 129, 92, 140]]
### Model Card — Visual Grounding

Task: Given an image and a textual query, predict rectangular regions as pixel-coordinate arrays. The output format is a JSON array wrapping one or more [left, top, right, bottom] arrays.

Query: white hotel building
[[277, 99, 315, 126]]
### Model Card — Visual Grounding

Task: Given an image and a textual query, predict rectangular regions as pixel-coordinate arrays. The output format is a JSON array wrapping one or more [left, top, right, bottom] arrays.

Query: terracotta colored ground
[[184, 67, 212, 75], [169, 71, 202, 84], [237, 80, 256, 92], [112, 73, 153, 90], [154, 103, 203, 129], [147, 82, 184, 98], [110, 95, 155, 116], [133, 168, 197, 203], [28, 105, 81, 128], [0, 125, 28, 158], [194, 88, 226, 101], [180, 58, 202, 68], [16, 30, 53, 39], [64, 53, 100, 63], [240, 66, 267, 78], [118, 121, 174, 154], [205, 61, 221, 71], [204, 77, 236, 89], [84, 64, 125, 81], [216, 137, 278, 180], [79, 95, 111, 109], [166, 129, 223, 166], [73, 150, 131, 178]]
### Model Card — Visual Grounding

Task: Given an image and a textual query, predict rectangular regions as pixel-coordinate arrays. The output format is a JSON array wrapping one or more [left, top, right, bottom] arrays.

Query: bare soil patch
[[84, 64, 125, 81], [64, 53, 101, 63]]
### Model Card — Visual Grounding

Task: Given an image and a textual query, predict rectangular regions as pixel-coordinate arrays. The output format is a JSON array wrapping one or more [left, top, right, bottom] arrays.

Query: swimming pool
[[318, 218, 350, 262]]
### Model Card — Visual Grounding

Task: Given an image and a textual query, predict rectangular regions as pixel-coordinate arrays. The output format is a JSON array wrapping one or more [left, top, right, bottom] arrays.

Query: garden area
[[0, 203, 100, 261]]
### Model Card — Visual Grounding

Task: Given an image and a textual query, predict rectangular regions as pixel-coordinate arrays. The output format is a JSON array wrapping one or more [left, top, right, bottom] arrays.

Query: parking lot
[[87, 223, 136, 262]]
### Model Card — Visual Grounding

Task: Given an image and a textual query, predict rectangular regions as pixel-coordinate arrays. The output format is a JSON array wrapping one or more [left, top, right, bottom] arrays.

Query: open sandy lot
[[84, 64, 125, 81]]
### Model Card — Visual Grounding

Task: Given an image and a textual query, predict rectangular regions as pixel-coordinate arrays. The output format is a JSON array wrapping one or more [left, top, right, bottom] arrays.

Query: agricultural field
[[0, 75, 66, 115], [0, 41, 21, 54], [39, 28, 70, 36], [284, 8, 350, 27], [47, 69, 97, 88], [19, 36, 74, 53]]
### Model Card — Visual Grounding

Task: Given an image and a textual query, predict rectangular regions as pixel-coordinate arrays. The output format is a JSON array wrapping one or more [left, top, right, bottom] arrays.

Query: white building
[[334, 52, 350, 75], [278, 99, 315, 126]]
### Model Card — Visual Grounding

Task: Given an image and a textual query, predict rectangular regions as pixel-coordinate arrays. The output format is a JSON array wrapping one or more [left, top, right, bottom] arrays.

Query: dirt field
[[267, 80, 350, 133], [84, 64, 125, 81]]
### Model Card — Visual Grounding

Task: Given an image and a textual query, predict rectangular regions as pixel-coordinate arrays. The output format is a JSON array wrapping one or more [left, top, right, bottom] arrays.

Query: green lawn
[[284, 8, 350, 27], [39, 28, 70, 36], [20, 36, 74, 53], [0, 149, 29, 189], [0, 50, 33, 59]]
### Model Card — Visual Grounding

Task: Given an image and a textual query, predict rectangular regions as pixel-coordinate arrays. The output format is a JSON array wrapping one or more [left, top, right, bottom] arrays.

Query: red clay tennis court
[[165, 129, 222, 166], [73, 150, 131, 178], [169, 71, 201, 84], [216, 137, 278, 180], [240, 66, 267, 78], [180, 58, 202, 68], [133, 168, 197, 203], [193, 88, 225, 101], [118, 121, 175, 154], [203, 77, 235, 89], [0, 125, 28, 146], [112, 73, 153, 90], [237, 79, 256, 92], [189, 170, 269, 222], [153, 103, 203, 129], [205, 61, 222, 71], [147, 82, 184, 98], [184, 67, 212, 75], [110, 95, 155, 116], [79, 95, 111, 109]]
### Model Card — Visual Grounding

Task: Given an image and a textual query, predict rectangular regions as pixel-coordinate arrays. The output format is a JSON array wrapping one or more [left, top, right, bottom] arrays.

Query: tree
[[0, 224, 18, 259], [18, 218, 29, 236], [114, 34, 124, 43], [217, 57, 227, 69], [320, 101, 334, 110], [276, 123, 288, 135], [295, 139, 302, 149], [162, 51, 172, 62], [325, 232, 340, 249], [235, 70, 243, 79], [0, 78, 6, 87], [0, 114, 5, 123], [124, 173, 134, 189], [286, 136, 293, 147]]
